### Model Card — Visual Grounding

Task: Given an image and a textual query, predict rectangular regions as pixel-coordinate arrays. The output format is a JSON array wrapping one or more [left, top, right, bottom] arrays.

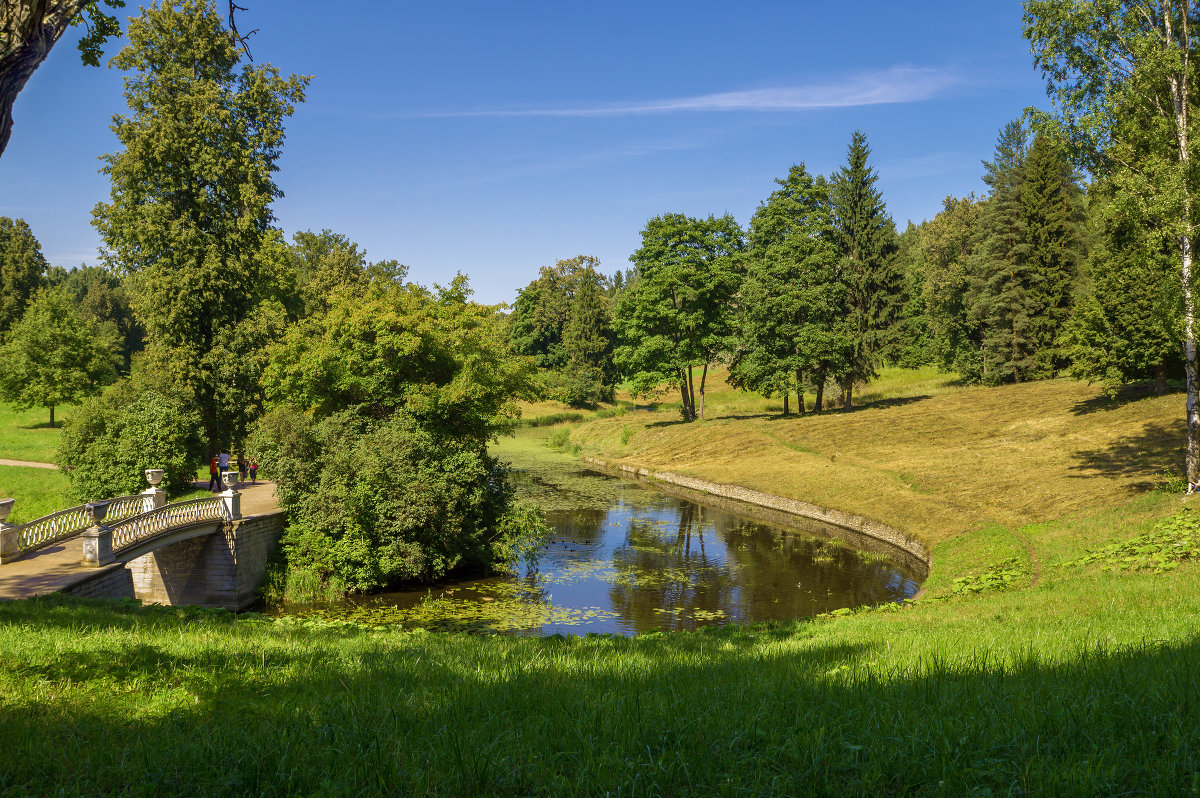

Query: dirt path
[[0, 459, 57, 469]]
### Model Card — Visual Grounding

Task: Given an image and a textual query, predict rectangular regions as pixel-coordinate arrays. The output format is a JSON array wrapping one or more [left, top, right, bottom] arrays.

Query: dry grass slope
[[558, 369, 1183, 553]]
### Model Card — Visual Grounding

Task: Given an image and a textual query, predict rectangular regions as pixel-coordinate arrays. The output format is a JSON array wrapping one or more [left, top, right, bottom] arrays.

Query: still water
[[297, 448, 922, 635]]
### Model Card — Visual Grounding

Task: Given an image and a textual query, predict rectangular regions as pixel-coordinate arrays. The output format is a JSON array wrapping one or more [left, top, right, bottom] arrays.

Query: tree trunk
[[1166, 6, 1199, 482], [782, 393, 789, 416], [686, 365, 697, 422], [49, 405, 54, 428], [795, 369, 806, 415], [697, 363, 708, 421], [0, 1, 88, 158], [843, 380, 853, 412], [814, 369, 825, 413], [1157, 363, 1169, 396], [678, 369, 692, 421]]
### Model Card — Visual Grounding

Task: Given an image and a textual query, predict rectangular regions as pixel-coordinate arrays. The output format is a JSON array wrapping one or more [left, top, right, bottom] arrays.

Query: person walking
[[248, 458, 258, 484], [207, 455, 220, 492], [237, 454, 247, 482]]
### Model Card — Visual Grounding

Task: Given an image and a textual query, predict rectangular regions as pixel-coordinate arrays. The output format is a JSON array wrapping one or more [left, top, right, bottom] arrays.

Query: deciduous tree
[[615, 213, 744, 422], [0, 286, 117, 426], [0, 216, 47, 333], [91, 0, 306, 453]]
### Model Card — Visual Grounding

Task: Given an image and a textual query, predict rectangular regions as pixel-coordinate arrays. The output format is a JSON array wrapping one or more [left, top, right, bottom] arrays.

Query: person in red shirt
[[207, 455, 220, 492]]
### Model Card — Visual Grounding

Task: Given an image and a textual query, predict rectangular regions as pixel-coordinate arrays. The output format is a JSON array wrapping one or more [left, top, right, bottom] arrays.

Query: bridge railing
[[109, 496, 229, 555], [2, 493, 154, 561]]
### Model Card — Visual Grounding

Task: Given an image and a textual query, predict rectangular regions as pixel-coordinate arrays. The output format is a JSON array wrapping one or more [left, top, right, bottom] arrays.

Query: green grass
[[0, 465, 72, 524], [1, 535, 1199, 795], [2, 374, 1199, 792], [0, 401, 72, 463]]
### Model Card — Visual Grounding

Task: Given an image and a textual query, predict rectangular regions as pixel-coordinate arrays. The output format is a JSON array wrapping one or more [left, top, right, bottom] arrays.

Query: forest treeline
[[512, 122, 1181, 418]]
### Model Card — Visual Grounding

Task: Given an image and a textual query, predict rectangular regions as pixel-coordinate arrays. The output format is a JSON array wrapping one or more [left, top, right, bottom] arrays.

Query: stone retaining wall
[[584, 457, 930, 579], [61, 562, 135, 601]]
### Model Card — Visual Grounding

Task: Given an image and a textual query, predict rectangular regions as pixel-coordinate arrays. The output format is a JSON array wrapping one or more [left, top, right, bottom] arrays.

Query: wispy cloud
[[418, 66, 958, 119]]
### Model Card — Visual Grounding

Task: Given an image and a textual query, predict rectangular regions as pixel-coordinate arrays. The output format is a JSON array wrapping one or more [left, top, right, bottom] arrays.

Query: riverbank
[[548, 369, 1186, 595]]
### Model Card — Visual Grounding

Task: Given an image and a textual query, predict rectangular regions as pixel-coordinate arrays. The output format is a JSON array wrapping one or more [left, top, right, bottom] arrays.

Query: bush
[[56, 378, 204, 500], [250, 408, 546, 593]]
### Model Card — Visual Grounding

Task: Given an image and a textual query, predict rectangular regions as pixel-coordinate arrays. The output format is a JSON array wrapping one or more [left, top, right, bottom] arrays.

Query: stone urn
[[0, 498, 13, 525], [85, 500, 111, 526], [145, 468, 165, 487], [221, 470, 239, 490]]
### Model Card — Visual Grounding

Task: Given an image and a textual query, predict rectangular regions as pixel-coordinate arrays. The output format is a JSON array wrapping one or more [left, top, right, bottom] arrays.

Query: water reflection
[[315, 467, 922, 636]]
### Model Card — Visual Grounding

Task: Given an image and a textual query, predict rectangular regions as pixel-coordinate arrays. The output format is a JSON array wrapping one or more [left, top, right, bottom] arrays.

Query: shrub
[[56, 378, 204, 500]]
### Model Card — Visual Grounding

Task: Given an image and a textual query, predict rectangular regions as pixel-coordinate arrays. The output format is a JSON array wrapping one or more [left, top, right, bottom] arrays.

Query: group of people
[[206, 451, 258, 492]]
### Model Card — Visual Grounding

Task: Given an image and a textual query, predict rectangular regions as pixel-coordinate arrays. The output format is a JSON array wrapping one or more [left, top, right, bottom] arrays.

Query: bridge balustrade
[[0, 493, 154, 563], [109, 496, 230, 555]]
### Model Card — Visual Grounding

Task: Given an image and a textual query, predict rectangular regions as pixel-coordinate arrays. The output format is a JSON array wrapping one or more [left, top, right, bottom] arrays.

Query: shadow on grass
[[3, 594, 1200, 795], [1069, 382, 1181, 416], [1068, 418, 1184, 488]]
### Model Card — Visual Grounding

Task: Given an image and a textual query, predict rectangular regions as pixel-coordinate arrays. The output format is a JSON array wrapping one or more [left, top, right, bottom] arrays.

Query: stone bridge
[[0, 470, 285, 610]]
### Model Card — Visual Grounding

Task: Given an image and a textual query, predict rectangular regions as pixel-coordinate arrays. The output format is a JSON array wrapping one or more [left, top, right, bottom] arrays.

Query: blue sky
[[0, 1, 1048, 304]]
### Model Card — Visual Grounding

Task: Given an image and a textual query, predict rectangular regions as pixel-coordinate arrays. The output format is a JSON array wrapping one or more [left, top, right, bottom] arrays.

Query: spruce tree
[[562, 270, 616, 404], [1015, 133, 1083, 377], [971, 121, 1030, 384], [973, 124, 1083, 384], [829, 130, 901, 409], [1062, 185, 1179, 394]]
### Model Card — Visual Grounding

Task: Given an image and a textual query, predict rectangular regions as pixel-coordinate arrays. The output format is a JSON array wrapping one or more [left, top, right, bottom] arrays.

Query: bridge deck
[[0, 480, 281, 601]]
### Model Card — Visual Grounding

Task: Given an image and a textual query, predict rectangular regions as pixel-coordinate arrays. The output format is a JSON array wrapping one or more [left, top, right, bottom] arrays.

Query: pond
[[279, 431, 923, 635]]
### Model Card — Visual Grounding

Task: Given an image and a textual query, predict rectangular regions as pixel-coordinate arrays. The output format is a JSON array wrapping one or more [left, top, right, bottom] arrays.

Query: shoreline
[[582, 455, 931, 581]]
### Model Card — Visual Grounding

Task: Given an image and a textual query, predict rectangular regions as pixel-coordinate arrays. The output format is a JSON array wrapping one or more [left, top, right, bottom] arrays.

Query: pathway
[[0, 480, 281, 601], [0, 459, 57, 469]]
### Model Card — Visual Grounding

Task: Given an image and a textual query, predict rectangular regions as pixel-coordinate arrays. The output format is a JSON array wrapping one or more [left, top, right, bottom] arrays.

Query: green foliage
[[253, 409, 519, 592], [92, 0, 308, 452], [49, 264, 144, 372], [971, 124, 1083, 384], [950, 558, 1027, 595], [0, 217, 48, 334], [731, 162, 844, 412], [829, 130, 902, 405], [0, 287, 118, 426], [254, 275, 538, 593], [511, 255, 616, 406], [1063, 510, 1200, 573], [265, 276, 531, 440], [1061, 183, 1180, 394], [615, 213, 744, 421], [56, 377, 204, 500]]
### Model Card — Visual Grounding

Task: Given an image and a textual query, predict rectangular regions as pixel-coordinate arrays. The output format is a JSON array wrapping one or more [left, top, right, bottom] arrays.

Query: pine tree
[[829, 131, 901, 409], [731, 163, 844, 415]]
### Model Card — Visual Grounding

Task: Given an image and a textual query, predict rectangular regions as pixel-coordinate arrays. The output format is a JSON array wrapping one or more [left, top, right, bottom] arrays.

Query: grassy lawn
[[0, 402, 71, 464], [0, 465, 73, 524]]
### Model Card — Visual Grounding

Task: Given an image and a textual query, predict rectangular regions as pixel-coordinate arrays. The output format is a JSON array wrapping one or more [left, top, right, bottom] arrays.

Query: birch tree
[[1025, 0, 1200, 480]]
